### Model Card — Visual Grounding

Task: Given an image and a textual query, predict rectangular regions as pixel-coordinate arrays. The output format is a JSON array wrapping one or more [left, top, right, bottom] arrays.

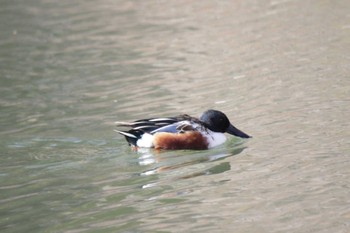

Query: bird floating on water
[[115, 109, 251, 150]]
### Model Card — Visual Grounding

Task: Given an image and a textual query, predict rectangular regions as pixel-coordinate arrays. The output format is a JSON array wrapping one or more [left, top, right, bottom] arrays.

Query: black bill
[[226, 124, 251, 138]]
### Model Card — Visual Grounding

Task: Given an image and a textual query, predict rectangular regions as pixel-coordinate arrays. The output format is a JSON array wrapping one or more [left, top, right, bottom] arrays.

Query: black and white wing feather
[[115, 117, 179, 146], [115, 115, 198, 146]]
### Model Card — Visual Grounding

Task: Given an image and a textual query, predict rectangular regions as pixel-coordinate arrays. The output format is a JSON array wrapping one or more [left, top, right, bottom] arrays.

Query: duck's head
[[199, 109, 251, 138]]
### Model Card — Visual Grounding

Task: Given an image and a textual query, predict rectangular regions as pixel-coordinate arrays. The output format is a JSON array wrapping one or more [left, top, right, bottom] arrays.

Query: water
[[1, 0, 349, 232]]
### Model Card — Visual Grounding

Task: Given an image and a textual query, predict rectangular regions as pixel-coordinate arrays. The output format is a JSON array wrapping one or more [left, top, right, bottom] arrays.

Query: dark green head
[[199, 109, 251, 138]]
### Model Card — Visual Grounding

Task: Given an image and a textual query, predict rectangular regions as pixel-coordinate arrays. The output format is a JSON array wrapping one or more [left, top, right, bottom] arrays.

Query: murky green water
[[1, 0, 349, 232]]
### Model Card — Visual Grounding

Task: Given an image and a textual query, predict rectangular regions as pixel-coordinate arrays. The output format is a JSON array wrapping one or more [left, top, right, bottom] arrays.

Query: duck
[[115, 109, 251, 150]]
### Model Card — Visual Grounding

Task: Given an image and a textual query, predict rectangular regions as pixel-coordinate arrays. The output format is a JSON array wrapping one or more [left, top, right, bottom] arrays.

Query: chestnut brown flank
[[153, 131, 209, 150]]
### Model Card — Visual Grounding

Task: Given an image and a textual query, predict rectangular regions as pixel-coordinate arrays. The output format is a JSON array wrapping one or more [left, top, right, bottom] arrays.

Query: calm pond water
[[1, 0, 350, 232]]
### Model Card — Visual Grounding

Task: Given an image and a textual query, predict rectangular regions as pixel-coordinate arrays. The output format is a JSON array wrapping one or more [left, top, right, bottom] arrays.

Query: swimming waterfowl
[[115, 109, 251, 150]]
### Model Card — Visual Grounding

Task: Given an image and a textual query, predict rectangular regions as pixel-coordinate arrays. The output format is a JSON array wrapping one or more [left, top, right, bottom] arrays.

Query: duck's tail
[[114, 129, 142, 146]]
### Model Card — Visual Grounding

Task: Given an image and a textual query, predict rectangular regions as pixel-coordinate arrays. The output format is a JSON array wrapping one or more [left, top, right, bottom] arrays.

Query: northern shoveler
[[115, 109, 251, 150]]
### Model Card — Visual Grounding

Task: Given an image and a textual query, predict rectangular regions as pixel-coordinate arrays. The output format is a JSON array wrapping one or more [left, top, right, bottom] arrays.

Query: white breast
[[203, 131, 227, 148]]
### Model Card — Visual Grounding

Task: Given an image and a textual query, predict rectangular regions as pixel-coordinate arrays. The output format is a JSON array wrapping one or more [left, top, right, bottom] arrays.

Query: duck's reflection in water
[[136, 141, 247, 188]]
